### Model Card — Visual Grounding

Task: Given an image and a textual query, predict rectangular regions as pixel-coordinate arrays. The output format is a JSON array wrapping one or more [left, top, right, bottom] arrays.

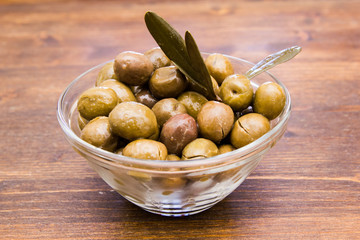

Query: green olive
[[152, 98, 187, 127], [99, 79, 136, 103], [144, 47, 171, 69], [123, 139, 168, 160], [114, 51, 153, 86], [197, 101, 234, 143], [218, 144, 236, 155], [182, 138, 218, 160], [109, 102, 158, 141], [80, 116, 118, 152], [253, 82, 286, 120], [149, 66, 187, 98], [77, 87, 118, 120], [95, 61, 119, 86], [177, 91, 208, 119], [205, 53, 234, 85], [219, 74, 253, 111], [78, 113, 89, 130], [211, 76, 220, 96], [166, 154, 181, 161], [230, 113, 270, 148]]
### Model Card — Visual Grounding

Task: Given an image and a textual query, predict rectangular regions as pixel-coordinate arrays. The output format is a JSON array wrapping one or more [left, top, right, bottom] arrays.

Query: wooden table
[[1, 0, 359, 239]]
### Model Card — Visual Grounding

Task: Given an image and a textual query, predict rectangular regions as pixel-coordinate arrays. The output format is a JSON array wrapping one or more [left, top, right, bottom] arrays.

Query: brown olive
[[197, 101, 234, 143], [95, 61, 119, 86], [177, 91, 208, 119], [80, 116, 118, 152], [135, 88, 158, 108], [205, 53, 234, 84], [182, 138, 218, 160], [160, 113, 198, 155], [144, 47, 171, 69], [99, 79, 136, 103], [77, 87, 118, 120], [109, 102, 158, 141], [219, 74, 253, 111], [230, 113, 270, 148], [113, 51, 153, 86], [123, 139, 168, 160], [151, 98, 187, 127], [149, 66, 187, 98], [253, 82, 286, 120]]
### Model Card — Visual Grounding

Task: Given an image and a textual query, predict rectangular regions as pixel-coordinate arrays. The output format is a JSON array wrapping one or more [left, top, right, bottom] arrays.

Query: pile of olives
[[77, 48, 286, 161]]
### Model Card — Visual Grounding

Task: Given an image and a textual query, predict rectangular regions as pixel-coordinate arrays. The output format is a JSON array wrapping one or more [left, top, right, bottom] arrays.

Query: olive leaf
[[245, 46, 302, 80], [144, 11, 218, 100]]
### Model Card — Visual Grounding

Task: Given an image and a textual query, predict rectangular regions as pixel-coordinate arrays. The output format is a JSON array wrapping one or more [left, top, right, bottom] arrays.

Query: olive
[[151, 98, 187, 127], [80, 116, 118, 152], [177, 91, 208, 119], [113, 51, 153, 86], [149, 66, 187, 98], [144, 47, 171, 69], [123, 139, 168, 160], [99, 79, 136, 103], [135, 88, 158, 108], [78, 113, 89, 130], [253, 82, 286, 120], [160, 114, 198, 155], [218, 144, 236, 155], [182, 138, 218, 160], [77, 87, 118, 120], [166, 154, 181, 161], [205, 53, 234, 84], [197, 101, 234, 143], [219, 74, 253, 111], [109, 102, 158, 141], [95, 61, 119, 86], [230, 113, 270, 148]]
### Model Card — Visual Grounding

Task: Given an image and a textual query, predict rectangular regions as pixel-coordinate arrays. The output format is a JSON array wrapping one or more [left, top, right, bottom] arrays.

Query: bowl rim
[[57, 53, 291, 170]]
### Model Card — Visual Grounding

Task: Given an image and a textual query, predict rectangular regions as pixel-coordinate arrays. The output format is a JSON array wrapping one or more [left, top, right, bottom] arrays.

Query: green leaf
[[185, 31, 218, 100], [245, 46, 302, 80], [144, 11, 218, 100]]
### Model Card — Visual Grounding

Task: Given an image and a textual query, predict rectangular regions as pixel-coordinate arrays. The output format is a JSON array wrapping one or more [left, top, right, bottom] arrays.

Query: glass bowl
[[57, 53, 291, 217]]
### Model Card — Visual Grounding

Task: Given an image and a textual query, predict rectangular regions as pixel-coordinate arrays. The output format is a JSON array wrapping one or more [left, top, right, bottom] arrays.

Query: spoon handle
[[245, 46, 302, 80]]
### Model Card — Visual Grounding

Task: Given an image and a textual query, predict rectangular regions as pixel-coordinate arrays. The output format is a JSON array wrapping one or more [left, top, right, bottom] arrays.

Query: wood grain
[[1, 0, 359, 239]]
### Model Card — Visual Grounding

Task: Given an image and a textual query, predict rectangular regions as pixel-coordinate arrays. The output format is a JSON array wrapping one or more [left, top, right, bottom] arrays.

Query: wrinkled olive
[[109, 102, 158, 141], [114, 51, 153, 86], [253, 82, 286, 120], [77, 87, 118, 120], [144, 47, 171, 69], [160, 113, 198, 155], [152, 98, 187, 127], [230, 113, 270, 148], [135, 88, 158, 108], [197, 101, 234, 143], [95, 61, 119, 86], [80, 116, 118, 152], [177, 91, 208, 119], [220, 74, 253, 111], [99, 79, 136, 103], [182, 138, 218, 160], [149, 66, 187, 98], [205, 53, 234, 84], [123, 139, 168, 160]]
